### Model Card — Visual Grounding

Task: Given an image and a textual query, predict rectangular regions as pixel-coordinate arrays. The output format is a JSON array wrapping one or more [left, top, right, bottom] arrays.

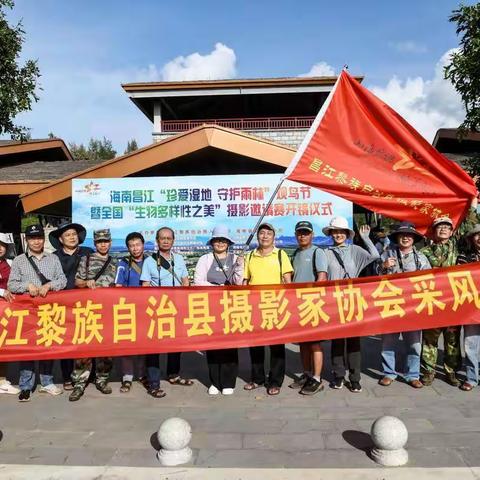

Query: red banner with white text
[[1, 263, 480, 361], [285, 70, 477, 233]]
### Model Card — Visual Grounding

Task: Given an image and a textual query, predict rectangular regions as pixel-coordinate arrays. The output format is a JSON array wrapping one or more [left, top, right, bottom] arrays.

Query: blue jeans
[[19, 360, 54, 391], [464, 324, 480, 386], [381, 331, 421, 381]]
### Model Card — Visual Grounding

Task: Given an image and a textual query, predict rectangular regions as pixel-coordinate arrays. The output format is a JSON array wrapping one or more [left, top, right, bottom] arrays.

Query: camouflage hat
[[432, 216, 454, 228], [93, 229, 111, 242]]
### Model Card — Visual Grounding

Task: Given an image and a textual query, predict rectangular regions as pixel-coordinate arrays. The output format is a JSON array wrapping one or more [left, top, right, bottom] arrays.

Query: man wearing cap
[[141, 226, 192, 396], [420, 198, 479, 387], [8, 224, 67, 402], [115, 232, 147, 394], [289, 220, 328, 395], [322, 217, 379, 393], [0, 233, 20, 395], [50, 222, 93, 390], [70, 229, 117, 401], [377, 222, 431, 389], [243, 222, 293, 396]]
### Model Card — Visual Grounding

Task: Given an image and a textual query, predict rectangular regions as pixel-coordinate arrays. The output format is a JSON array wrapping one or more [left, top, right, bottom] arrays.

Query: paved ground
[[2, 336, 480, 477]]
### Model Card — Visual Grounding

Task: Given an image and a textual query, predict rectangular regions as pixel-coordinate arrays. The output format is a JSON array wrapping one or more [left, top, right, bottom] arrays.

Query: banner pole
[[242, 175, 286, 252]]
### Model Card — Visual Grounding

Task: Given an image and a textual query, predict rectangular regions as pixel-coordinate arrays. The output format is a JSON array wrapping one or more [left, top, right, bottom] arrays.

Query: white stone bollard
[[370, 415, 408, 467], [156, 417, 193, 466]]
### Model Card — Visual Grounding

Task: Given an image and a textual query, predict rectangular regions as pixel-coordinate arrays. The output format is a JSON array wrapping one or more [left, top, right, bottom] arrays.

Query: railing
[[160, 116, 315, 132]]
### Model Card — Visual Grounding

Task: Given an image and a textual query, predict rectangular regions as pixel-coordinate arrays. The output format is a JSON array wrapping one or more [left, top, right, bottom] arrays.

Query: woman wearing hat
[[457, 224, 480, 391], [322, 216, 380, 393], [378, 222, 431, 389], [194, 225, 243, 395], [0, 233, 20, 395]]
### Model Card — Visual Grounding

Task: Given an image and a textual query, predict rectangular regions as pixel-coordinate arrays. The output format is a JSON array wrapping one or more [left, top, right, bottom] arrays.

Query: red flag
[[285, 70, 476, 233]]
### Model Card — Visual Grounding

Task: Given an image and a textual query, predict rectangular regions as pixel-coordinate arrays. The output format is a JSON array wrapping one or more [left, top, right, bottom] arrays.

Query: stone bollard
[[157, 417, 193, 466], [370, 416, 408, 467]]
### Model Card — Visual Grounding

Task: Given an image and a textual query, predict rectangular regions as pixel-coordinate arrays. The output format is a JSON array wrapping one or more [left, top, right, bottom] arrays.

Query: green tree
[[0, 0, 40, 140], [444, 3, 480, 135], [69, 137, 117, 161], [444, 3, 480, 179], [124, 138, 138, 154]]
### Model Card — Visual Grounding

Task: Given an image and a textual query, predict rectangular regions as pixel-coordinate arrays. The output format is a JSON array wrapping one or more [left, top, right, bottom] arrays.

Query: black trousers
[[61, 359, 73, 383], [207, 349, 238, 389], [249, 344, 285, 388], [331, 337, 361, 382], [167, 352, 182, 378]]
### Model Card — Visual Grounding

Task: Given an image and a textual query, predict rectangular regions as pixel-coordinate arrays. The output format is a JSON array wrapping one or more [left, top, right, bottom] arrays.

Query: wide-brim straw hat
[[49, 222, 87, 250], [207, 225, 235, 246], [322, 216, 355, 239]]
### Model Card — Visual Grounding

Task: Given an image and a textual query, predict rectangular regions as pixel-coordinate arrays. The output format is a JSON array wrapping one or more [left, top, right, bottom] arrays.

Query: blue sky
[[6, 0, 475, 152]]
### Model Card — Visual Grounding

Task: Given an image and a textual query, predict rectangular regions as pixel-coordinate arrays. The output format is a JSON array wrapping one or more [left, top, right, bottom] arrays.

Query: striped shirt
[[8, 252, 67, 293]]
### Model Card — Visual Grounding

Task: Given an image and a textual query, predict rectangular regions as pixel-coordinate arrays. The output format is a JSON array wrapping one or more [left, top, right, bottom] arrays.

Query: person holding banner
[[322, 217, 379, 393], [420, 195, 479, 387], [115, 232, 148, 394], [8, 224, 67, 402], [194, 225, 243, 395], [243, 222, 293, 396], [50, 222, 93, 391], [70, 229, 118, 401], [457, 224, 480, 391], [0, 233, 20, 396], [289, 221, 328, 395], [141, 227, 192, 397], [378, 222, 431, 388]]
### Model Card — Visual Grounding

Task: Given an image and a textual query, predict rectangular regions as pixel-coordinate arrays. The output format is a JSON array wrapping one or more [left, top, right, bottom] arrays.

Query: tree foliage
[[0, 0, 40, 140], [69, 137, 117, 161], [444, 3, 480, 135], [124, 138, 138, 154]]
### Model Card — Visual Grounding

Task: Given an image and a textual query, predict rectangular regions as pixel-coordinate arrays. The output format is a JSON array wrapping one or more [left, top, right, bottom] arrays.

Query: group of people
[[1, 197, 480, 402]]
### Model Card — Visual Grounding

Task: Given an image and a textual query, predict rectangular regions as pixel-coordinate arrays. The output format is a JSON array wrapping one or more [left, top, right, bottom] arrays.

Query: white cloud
[[299, 61, 336, 77], [370, 49, 464, 142], [161, 43, 237, 81], [13, 43, 238, 152], [389, 41, 427, 54]]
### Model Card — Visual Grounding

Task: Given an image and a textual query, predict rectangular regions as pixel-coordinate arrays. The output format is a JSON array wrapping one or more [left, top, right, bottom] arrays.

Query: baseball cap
[[295, 221, 313, 232], [94, 229, 112, 242], [258, 223, 275, 233], [25, 224, 45, 237]]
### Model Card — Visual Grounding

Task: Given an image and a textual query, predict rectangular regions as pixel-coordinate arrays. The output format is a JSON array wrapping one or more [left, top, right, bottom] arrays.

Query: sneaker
[[18, 389, 31, 402], [0, 380, 20, 395], [95, 382, 112, 394], [208, 385, 220, 395], [349, 381, 362, 393], [38, 384, 63, 396], [331, 377, 344, 389], [222, 388, 234, 395], [288, 373, 308, 389], [69, 387, 84, 402], [300, 377, 324, 395]]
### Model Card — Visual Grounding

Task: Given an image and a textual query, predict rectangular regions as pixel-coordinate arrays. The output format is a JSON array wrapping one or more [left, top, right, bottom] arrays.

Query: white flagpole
[[284, 69, 344, 177], [242, 69, 345, 251]]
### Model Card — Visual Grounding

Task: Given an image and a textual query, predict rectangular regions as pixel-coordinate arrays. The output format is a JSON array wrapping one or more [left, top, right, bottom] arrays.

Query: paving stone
[[281, 419, 355, 434], [189, 432, 243, 450], [194, 448, 291, 467], [243, 432, 325, 451], [407, 447, 469, 468], [288, 449, 378, 469]]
